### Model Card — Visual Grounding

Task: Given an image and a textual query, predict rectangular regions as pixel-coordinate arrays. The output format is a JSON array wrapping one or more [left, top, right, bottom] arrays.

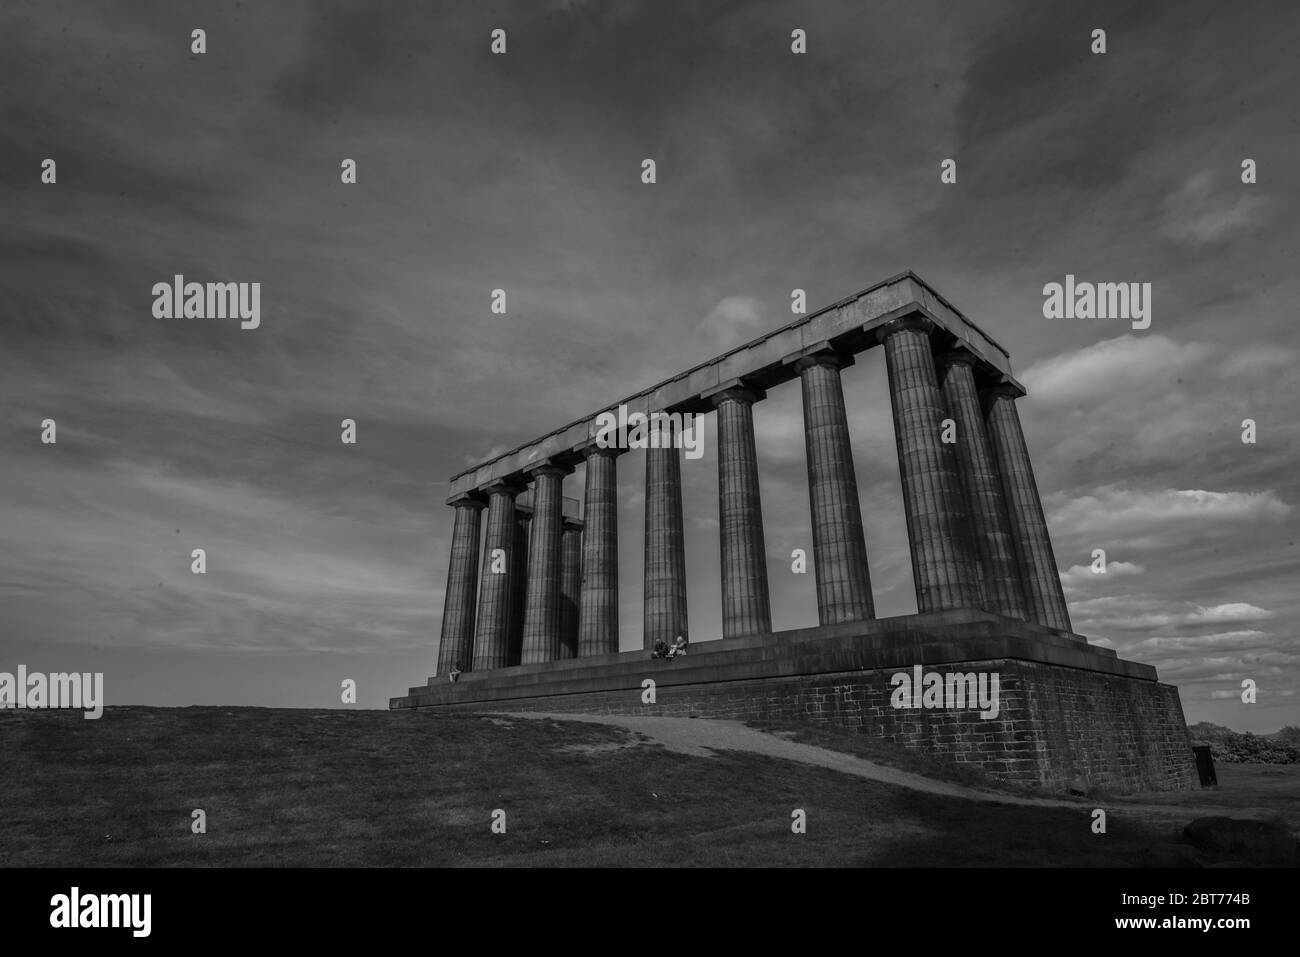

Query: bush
[[1188, 722, 1300, 764]]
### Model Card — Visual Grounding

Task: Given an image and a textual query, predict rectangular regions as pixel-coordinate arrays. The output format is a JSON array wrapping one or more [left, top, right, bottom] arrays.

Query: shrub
[[1188, 722, 1300, 764]]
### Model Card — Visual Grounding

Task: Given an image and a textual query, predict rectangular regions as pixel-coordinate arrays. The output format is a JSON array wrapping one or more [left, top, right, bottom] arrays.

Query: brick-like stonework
[[395, 612, 1199, 793], [417, 660, 1195, 792]]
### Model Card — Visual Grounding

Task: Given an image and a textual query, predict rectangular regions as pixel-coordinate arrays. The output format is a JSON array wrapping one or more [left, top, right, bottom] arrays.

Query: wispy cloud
[[1160, 170, 1268, 246]]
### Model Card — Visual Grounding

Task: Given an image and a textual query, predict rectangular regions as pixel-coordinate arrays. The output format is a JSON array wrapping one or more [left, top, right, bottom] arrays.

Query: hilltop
[[2, 707, 1296, 867]]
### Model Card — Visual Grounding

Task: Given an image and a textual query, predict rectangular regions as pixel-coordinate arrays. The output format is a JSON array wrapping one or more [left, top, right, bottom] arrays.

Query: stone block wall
[[422, 658, 1197, 792]]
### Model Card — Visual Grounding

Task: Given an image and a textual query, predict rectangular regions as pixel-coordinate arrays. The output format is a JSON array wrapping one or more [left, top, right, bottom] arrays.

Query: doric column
[[643, 416, 688, 648], [936, 352, 1028, 620], [795, 352, 874, 624], [436, 495, 484, 675], [471, 481, 522, 671], [578, 446, 620, 656], [984, 384, 1073, 633], [505, 511, 530, 666], [882, 316, 983, 612], [710, 385, 772, 638], [520, 463, 570, 664], [558, 519, 583, 659]]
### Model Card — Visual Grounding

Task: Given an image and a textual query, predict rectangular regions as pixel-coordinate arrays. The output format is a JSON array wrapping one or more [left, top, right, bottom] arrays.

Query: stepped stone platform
[[391, 609, 1197, 793]]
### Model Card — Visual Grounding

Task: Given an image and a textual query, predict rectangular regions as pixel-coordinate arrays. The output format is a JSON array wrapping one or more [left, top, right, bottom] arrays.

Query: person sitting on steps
[[650, 638, 670, 660], [666, 635, 688, 659]]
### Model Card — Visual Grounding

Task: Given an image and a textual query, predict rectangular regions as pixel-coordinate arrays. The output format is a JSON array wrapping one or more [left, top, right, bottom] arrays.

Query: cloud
[[1021, 334, 1213, 406], [1126, 630, 1271, 654], [0, 458, 437, 655], [469, 444, 513, 466], [1072, 596, 1275, 631], [696, 296, 767, 351], [1160, 170, 1267, 246], [1074, 598, 1295, 703], [1060, 560, 1144, 594], [1214, 344, 1300, 380], [1048, 485, 1291, 550], [1183, 603, 1277, 624], [1056, 486, 1290, 525], [1018, 333, 1300, 491]]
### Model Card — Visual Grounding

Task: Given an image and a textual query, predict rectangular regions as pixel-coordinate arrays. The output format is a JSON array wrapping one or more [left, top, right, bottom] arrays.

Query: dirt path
[[497, 712, 1081, 807], [496, 712, 1280, 822]]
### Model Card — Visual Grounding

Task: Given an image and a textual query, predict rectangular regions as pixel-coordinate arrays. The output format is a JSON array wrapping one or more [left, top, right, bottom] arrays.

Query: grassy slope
[[0, 707, 1288, 867]]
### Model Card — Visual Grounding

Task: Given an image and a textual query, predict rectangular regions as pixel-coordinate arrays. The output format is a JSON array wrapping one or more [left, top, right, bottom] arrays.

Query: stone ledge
[[392, 611, 1153, 710]]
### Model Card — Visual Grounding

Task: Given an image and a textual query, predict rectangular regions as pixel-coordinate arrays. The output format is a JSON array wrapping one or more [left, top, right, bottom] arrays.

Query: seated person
[[449, 661, 463, 683], [651, 638, 670, 659], [667, 635, 688, 658]]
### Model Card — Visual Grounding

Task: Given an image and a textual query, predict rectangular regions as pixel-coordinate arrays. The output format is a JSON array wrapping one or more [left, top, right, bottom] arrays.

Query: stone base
[[392, 609, 1197, 793]]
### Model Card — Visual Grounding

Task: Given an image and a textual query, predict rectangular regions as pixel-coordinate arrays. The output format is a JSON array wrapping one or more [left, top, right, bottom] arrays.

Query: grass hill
[[2, 707, 1296, 867]]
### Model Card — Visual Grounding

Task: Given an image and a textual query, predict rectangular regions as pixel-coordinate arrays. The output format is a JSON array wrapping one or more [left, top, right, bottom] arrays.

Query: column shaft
[[883, 318, 983, 612], [937, 355, 1029, 619], [797, 354, 874, 624], [558, 521, 583, 659], [436, 498, 483, 675], [520, 465, 568, 664], [471, 484, 520, 671], [984, 388, 1073, 632], [505, 512, 530, 665], [578, 448, 620, 656], [713, 389, 772, 638], [643, 419, 688, 648]]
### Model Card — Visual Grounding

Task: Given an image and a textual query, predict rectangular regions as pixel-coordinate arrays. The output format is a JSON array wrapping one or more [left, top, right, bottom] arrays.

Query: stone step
[[397, 615, 1153, 709], [414, 609, 1109, 696]]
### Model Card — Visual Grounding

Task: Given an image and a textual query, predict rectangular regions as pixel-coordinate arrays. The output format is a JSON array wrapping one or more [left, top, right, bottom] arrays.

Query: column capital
[[983, 381, 1023, 400], [577, 439, 627, 459], [481, 479, 524, 497], [705, 378, 766, 408], [644, 412, 678, 438], [880, 313, 937, 339], [935, 348, 978, 370], [790, 350, 855, 373], [525, 461, 573, 480], [781, 339, 855, 372], [562, 518, 585, 533], [447, 491, 486, 509]]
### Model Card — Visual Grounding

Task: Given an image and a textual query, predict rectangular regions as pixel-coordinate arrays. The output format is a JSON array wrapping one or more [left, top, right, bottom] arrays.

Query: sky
[[1, 0, 1297, 731]]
